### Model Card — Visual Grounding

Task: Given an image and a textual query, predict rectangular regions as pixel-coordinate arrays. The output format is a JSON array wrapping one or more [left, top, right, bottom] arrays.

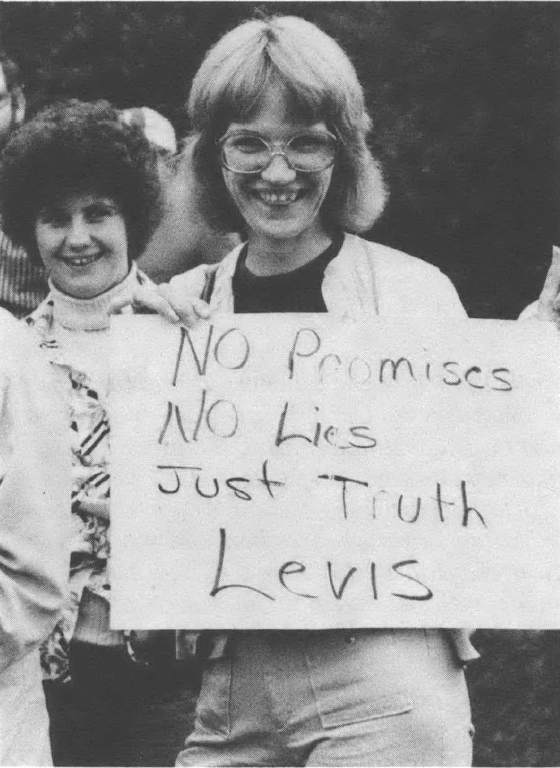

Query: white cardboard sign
[[110, 315, 560, 629]]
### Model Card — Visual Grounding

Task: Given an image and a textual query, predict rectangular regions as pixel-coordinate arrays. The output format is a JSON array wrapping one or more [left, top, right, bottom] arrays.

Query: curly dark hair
[[0, 99, 162, 264]]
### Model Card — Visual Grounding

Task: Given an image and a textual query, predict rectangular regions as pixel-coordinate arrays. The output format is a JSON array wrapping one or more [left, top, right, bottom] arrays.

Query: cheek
[[34, 224, 56, 261], [223, 170, 255, 206], [222, 171, 241, 205], [317, 171, 333, 201], [110, 219, 129, 261]]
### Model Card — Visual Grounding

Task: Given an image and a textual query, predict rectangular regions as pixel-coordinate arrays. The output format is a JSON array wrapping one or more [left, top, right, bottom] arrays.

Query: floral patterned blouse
[[26, 265, 151, 682]]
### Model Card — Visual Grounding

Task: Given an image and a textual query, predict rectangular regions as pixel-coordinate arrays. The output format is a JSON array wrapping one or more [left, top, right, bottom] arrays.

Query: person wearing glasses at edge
[[114, 16, 479, 767], [0, 99, 188, 766]]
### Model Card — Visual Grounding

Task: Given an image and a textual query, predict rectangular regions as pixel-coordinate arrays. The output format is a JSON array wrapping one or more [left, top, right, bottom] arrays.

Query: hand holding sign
[[110, 314, 560, 630], [108, 264, 213, 326]]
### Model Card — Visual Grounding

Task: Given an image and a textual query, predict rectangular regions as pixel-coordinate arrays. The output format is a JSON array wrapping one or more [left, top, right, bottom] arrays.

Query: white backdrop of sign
[[110, 315, 560, 629]]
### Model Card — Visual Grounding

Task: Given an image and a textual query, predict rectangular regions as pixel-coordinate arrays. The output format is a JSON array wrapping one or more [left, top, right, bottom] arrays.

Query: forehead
[[227, 88, 327, 137], [40, 189, 119, 210]]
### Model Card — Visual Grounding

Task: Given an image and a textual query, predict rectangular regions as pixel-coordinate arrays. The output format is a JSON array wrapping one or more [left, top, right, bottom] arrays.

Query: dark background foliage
[[1, 3, 558, 765], [1, 1, 557, 318]]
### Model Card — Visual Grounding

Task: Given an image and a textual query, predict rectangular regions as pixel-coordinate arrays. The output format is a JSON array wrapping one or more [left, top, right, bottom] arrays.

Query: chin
[[258, 220, 311, 241]]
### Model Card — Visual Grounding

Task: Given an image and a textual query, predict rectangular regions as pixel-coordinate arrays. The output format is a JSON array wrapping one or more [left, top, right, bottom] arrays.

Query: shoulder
[[0, 306, 22, 334], [166, 242, 244, 296], [336, 234, 467, 318], [0, 310, 53, 386], [0, 309, 36, 357], [343, 234, 450, 282]]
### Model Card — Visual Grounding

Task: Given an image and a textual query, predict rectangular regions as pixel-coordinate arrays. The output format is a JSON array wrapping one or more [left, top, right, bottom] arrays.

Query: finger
[[132, 286, 180, 323], [158, 284, 207, 327], [107, 295, 133, 315], [108, 287, 179, 322], [192, 298, 211, 320], [168, 263, 212, 298], [539, 247, 560, 306], [177, 299, 211, 326]]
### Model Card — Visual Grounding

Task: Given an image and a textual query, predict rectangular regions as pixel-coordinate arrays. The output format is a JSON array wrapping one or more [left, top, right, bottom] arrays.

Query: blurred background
[[1, 3, 558, 765], [1, 1, 558, 319]]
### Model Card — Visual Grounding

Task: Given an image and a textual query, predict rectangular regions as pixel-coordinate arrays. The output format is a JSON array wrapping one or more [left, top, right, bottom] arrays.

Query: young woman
[[131, 15, 479, 767], [0, 99, 187, 767]]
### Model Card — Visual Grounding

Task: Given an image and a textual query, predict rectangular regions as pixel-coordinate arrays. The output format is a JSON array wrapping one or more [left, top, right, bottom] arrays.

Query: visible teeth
[[65, 255, 99, 266], [258, 191, 298, 204]]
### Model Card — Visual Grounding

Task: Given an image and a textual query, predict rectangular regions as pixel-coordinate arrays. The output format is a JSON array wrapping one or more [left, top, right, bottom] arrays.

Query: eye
[[36, 208, 68, 227], [289, 134, 330, 153], [228, 135, 267, 154], [85, 203, 117, 223]]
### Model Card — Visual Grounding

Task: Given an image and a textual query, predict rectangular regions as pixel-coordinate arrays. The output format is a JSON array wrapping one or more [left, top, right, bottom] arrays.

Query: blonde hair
[[187, 15, 388, 234]]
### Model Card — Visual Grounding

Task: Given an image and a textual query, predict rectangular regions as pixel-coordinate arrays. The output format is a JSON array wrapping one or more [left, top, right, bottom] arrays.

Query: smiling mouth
[[254, 190, 300, 205], [60, 253, 103, 267]]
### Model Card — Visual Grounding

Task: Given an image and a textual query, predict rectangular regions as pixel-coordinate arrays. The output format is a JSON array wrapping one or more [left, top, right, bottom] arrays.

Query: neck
[[245, 225, 332, 276], [48, 264, 138, 332]]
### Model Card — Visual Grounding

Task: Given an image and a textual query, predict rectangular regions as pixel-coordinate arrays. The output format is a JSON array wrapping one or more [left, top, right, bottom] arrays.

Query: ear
[[11, 86, 25, 127]]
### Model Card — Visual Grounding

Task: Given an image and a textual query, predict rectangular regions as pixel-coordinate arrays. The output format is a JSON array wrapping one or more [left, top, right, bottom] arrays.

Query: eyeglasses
[[219, 131, 338, 174]]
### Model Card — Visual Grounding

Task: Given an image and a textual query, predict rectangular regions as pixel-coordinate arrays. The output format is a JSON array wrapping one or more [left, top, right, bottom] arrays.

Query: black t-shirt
[[232, 233, 343, 314]]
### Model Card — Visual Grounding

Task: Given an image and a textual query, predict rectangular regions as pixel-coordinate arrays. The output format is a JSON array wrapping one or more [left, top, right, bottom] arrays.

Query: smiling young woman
[[34, 192, 129, 300], [0, 100, 182, 766], [218, 87, 335, 272], [128, 14, 480, 768]]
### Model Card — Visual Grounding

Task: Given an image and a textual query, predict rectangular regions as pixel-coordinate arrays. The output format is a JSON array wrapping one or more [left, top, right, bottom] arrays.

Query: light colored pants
[[177, 629, 473, 767], [0, 650, 52, 766]]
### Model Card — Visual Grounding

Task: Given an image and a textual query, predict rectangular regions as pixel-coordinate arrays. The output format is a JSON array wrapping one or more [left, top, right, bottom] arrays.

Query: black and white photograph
[[0, 2, 558, 767]]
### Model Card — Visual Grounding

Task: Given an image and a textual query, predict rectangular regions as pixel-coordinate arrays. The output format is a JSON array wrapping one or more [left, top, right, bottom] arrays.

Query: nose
[[261, 152, 297, 184], [66, 214, 92, 250]]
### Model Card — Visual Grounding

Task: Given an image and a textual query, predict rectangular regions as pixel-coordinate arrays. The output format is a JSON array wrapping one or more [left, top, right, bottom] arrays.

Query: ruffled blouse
[[26, 265, 151, 682]]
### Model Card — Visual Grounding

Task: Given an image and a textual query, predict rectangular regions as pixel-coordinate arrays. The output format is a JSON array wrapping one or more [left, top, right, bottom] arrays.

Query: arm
[[109, 263, 216, 326], [0, 315, 70, 670]]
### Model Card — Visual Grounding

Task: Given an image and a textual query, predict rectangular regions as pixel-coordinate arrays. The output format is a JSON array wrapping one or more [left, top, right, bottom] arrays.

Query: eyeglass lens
[[222, 133, 336, 173]]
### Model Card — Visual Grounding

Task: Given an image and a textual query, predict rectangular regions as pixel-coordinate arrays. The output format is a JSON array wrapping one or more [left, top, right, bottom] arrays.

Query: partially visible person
[[0, 98, 189, 767], [0, 51, 25, 152], [518, 245, 560, 321], [0, 50, 47, 318], [123, 105, 239, 281], [120, 105, 178, 154], [0, 87, 236, 316], [0, 309, 70, 766], [136, 135, 239, 283]]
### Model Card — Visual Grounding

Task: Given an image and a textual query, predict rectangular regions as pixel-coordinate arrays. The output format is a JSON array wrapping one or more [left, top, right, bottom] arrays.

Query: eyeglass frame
[[217, 130, 339, 174]]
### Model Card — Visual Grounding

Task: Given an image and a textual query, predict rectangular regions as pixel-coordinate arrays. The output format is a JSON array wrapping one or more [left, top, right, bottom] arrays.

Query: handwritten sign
[[110, 315, 560, 629]]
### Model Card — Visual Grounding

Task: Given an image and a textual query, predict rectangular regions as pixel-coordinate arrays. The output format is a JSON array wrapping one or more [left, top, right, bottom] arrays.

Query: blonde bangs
[[188, 15, 386, 234]]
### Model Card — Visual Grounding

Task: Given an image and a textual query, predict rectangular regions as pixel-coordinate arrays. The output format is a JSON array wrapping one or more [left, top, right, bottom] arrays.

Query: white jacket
[[181, 232, 469, 320], [0, 310, 70, 670], [168, 234, 478, 663]]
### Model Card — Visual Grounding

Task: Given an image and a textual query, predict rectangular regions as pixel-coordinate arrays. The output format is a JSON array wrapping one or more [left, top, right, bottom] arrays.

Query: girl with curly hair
[[0, 98, 184, 766]]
